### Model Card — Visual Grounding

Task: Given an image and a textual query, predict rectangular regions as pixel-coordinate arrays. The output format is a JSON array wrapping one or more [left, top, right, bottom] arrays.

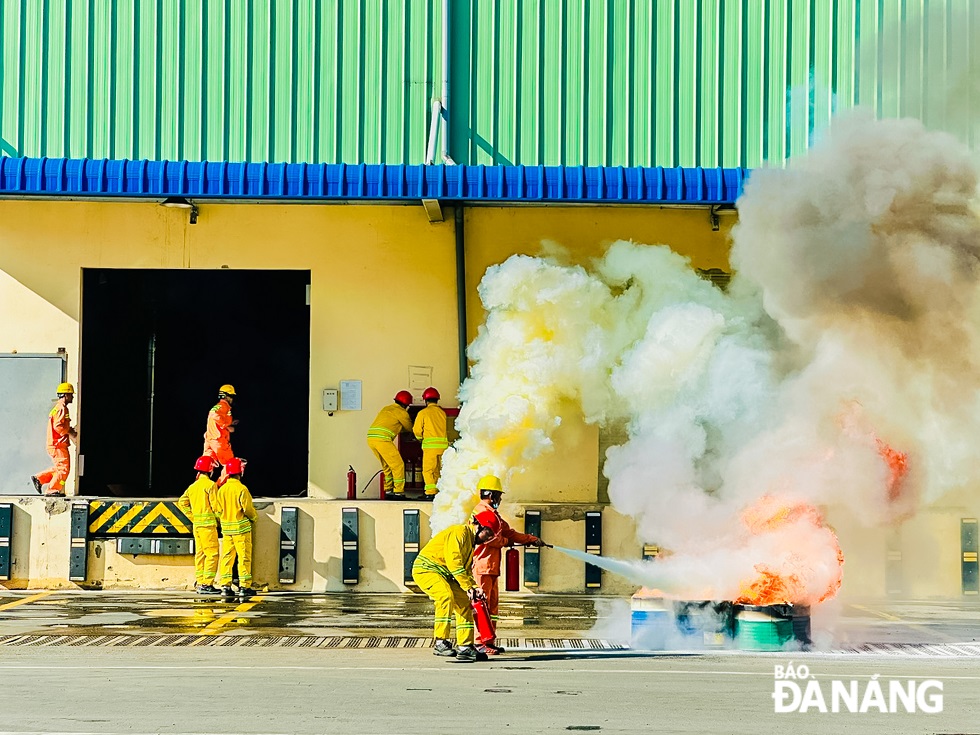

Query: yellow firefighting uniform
[[366, 403, 412, 495], [472, 499, 540, 644], [213, 477, 257, 587], [412, 523, 478, 646], [177, 475, 219, 586], [413, 403, 448, 496]]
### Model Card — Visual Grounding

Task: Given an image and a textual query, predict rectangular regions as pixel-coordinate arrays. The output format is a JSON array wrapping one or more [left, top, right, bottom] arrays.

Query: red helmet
[[394, 390, 413, 406], [473, 509, 501, 535], [422, 387, 440, 401], [224, 457, 245, 475], [194, 456, 216, 472]]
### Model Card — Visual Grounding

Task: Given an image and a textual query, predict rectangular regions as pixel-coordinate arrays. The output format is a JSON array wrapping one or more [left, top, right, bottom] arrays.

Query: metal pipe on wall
[[455, 205, 467, 386], [441, 0, 452, 164]]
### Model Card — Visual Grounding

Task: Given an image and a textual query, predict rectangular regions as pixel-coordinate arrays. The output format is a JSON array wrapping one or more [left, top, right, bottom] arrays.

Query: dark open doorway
[[80, 269, 311, 498]]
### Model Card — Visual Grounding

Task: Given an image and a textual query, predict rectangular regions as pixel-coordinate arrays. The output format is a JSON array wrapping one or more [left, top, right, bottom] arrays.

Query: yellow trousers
[[193, 526, 219, 585], [219, 532, 252, 587], [421, 448, 445, 496], [367, 438, 405, 494], [412, 564, 474, 646]]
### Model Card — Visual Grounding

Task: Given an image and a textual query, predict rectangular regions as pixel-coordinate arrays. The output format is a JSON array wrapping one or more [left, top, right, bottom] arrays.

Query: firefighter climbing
[[31, 382, 77, 497], [412, 509, 500, 663], [177, 456, 222, 594], [213, 457, 258, 599], [203, 384, 238, 482], [366, 390, 413, 499], [472, 474, 546, 655], [413, 386, 449, 499]]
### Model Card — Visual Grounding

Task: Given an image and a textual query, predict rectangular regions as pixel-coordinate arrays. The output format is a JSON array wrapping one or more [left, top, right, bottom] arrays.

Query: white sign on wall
[[339, 380, 362, 411]]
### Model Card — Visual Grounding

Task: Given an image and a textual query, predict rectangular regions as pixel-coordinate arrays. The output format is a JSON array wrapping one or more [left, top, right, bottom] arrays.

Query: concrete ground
[[1, 591, 978, 734]]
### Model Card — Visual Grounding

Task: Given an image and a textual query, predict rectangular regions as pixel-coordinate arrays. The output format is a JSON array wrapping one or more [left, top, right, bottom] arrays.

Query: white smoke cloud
[[432, 113, 980, 604]]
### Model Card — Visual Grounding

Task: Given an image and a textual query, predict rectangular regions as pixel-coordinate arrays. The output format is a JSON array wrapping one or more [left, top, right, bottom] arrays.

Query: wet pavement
[[0, 590, 978, 654], [0, 590, 601, 640]]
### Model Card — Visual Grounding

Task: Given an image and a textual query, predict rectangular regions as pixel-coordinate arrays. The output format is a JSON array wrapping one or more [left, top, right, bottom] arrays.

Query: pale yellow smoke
[[431, 114, 980, 604]]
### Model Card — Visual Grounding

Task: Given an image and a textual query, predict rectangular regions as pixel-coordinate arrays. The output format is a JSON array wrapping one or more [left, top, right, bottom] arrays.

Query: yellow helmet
[[218, 384, 236, 396], [56, 382, 74, 394], [477, 475, 504, 493]]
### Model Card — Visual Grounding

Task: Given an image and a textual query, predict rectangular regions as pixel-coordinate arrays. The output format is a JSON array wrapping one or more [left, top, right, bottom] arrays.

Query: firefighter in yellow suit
[[411, 510, 500, 662], [177, 456, 222, 594], [367, 390, 413, 499], [213, 457, 258, 599], [413, 387, 449, 499]]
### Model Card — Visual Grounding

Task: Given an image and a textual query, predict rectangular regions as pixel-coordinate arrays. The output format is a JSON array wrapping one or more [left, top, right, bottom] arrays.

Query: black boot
[[432, 639, 457, 657]]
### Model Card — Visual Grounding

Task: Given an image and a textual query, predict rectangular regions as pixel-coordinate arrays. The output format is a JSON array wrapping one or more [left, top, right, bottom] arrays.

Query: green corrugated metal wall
[[2, 0, 977, 167]]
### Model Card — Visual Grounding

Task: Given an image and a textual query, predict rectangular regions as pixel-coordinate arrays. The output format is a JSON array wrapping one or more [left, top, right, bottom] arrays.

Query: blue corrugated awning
[[0, 156, 748, 205]]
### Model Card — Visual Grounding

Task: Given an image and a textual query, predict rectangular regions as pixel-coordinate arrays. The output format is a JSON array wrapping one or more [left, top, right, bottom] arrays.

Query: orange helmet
[[394, 390, 413, 406], [194, 456, 216, 472], [422, 387, 440, 401], [473, 509, 501, 535], [224, 457, 245, 475]]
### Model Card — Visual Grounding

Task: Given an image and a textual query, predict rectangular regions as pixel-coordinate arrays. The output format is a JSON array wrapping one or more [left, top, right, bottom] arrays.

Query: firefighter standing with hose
[[366, 390, 413, 499], [177, 456, 222, 594], [31, 382, 77, 497], [213, 457, 257, 599], [412, 511, 500, 663], [412, 386, 449, 499], [472, 474, 546, 655], [203, 384, 238, 483]]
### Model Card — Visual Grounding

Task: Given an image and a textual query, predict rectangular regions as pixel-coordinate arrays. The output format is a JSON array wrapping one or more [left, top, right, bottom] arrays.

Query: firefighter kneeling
[[412, 510, 500, 663]]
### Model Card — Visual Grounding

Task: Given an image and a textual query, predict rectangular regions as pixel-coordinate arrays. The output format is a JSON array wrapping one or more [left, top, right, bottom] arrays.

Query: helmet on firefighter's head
[[422, 387, 440, 402], [194, 456, 216, 473], [57, 382, 75, 395], [218, 384, 236, 397], [477, 475, 504, 494], [394, 390, 413, 407], [473, 509, 501, 536], [224, 457, 246, 476]]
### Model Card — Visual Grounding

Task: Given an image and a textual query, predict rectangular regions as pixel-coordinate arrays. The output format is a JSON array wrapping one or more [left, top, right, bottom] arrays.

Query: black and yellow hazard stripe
[[88, 501, 192, 537]]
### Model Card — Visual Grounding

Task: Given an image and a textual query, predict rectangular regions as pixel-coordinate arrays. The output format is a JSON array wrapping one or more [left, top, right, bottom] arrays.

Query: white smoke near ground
[[432, 112, 980, 605]]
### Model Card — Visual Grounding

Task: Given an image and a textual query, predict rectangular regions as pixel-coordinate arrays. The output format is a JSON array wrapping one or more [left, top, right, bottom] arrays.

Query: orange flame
[[876, 438, 909, 503], [735, 495, 844, 606]]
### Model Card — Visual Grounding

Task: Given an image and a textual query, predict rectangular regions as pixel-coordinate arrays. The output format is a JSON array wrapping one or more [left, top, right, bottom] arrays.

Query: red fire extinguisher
[[472, 597, 496, 642], [504, 547, 520, 591], [347, 466, 356, 500]]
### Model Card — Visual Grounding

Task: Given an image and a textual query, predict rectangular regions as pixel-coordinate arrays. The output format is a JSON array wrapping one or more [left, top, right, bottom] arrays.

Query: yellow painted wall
[[0, 199, 729, 502], [0, 200, 459, 498]]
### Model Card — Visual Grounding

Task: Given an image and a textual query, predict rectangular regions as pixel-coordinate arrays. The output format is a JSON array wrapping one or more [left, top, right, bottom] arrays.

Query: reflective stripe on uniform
[[367, 426, 396, 440], [413, 555, 452, 579], [421, 437, 449, 449], [220, 519, 251, 535]]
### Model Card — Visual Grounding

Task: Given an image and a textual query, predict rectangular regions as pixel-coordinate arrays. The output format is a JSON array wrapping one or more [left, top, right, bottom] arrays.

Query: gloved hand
[[532, 537, 546, 547], [468, 587, 486, 602]]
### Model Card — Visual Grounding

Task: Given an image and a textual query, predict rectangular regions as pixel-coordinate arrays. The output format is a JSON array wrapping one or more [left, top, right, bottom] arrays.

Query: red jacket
[[472, 499, 539, 576]]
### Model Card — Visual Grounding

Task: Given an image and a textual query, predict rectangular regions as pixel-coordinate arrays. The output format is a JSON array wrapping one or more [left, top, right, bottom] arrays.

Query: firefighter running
[[31, 382, 78, 497], [177, 456, 222, 594], [213, 457, 258, 599], [412, 386, 449, 499], [412, 510, 500, 663], [472, 475, 546, 655], [203, 384, 238, 483], [367, 390, 413, 499]]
